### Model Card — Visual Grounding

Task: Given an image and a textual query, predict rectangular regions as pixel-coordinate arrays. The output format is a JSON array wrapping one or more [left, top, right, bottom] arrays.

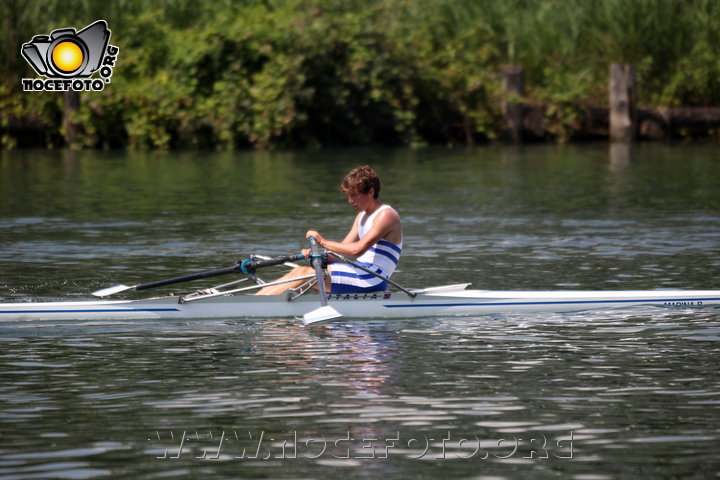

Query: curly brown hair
[[339, 165, 381, 199]]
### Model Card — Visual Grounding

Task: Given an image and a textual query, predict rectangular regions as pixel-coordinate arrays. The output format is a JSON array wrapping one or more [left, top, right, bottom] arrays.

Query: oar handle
[[240, 254, 304, 274], [308, 237, 325, 269]]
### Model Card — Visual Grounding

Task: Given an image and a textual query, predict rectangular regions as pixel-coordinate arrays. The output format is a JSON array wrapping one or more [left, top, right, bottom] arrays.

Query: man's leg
[[255, 266, 331, 295]]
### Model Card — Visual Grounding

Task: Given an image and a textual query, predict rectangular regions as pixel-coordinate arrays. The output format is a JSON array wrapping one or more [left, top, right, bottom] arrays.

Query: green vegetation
[[2, 0, 720, 149]]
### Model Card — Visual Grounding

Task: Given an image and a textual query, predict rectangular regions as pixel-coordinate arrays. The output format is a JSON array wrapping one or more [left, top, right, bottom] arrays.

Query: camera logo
[[21, 20, 119, 92]]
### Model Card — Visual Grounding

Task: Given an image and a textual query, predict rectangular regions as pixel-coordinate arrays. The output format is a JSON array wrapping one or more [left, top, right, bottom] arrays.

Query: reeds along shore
[[2, 0, 720, 149]]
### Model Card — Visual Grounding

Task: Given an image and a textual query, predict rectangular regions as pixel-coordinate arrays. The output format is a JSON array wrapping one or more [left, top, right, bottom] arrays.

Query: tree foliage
[[2, 0, 720, 149]]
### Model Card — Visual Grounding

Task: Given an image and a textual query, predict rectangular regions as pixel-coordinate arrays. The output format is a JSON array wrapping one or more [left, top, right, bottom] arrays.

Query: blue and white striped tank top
[[355, 205, 402, 277]]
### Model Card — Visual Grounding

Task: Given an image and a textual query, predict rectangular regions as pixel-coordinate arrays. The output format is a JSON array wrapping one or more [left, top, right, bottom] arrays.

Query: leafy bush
[[2, 0, 720, 149]]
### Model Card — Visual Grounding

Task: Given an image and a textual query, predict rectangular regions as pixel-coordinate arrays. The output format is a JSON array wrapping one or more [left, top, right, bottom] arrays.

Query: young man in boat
[[256, 165, 402, 295]]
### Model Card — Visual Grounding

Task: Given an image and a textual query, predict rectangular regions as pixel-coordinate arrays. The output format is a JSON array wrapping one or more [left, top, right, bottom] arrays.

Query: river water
[[0, 144, 719, 479]]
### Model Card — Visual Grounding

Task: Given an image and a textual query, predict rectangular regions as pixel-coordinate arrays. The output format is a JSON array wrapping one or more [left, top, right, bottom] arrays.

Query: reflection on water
[[1, 144, 719, 479], [1, 310, 718, 478]]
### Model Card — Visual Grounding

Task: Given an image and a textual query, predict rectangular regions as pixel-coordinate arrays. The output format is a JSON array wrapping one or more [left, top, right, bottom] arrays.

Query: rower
[[256, 165, 402, 296]]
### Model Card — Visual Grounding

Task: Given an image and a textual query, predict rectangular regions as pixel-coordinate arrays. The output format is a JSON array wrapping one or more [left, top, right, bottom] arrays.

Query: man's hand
[[305, 230, 326, 247]]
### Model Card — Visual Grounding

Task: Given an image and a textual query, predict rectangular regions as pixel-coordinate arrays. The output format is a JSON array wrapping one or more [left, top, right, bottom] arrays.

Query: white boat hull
[[2, 285, 719, 322]]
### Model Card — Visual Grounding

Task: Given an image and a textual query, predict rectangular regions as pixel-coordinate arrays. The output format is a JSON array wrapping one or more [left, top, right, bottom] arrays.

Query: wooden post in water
[[501, 65, 524, 143], [62, 91, 80, 147], [609, 64, 636, 142]]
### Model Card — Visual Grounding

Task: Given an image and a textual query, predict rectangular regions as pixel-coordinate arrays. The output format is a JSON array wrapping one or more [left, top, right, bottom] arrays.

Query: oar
[[93, 255, 303, 297], [303, 237, 342, 325]]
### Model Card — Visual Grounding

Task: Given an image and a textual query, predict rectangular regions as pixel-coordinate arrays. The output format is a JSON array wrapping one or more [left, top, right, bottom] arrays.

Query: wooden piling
[[62, 91, 80, 147], [501, 65, 524, 143], [609, 64, 636, 142]]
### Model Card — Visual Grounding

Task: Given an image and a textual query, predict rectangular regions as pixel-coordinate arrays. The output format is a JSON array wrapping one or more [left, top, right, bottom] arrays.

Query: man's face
[[346, 188, 374, 212]]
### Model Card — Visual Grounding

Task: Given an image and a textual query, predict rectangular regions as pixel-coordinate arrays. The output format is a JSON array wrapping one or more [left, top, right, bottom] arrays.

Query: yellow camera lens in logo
[[52, 41, 83, 73]]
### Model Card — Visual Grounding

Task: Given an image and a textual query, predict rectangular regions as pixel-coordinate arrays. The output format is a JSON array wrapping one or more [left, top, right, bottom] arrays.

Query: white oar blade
[[303, 305, 342, 326], [92, 284, 133, 297]]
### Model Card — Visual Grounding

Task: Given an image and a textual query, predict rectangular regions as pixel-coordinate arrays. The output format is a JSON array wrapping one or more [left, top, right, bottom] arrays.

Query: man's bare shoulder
[[376, 206, 402, 244], [378, 205, 401, 224]]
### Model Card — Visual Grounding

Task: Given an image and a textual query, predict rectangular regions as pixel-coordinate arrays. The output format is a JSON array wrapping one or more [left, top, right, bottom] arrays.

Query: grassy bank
[[2, 0, 720, 149]]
